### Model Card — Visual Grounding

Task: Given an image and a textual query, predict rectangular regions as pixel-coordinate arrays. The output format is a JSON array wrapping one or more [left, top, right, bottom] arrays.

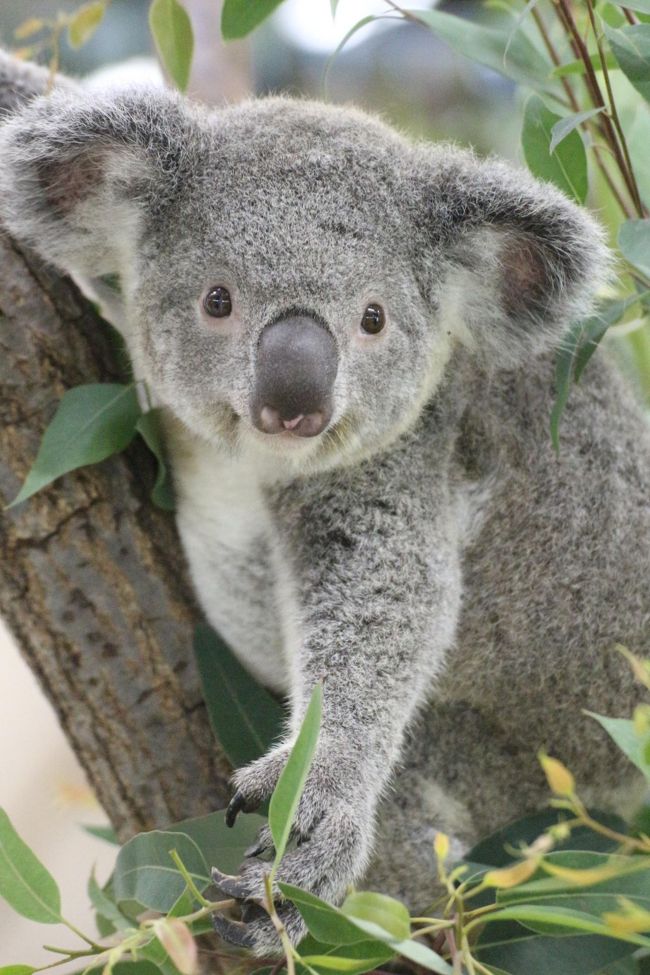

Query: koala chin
[[1, 51, 649, 956]]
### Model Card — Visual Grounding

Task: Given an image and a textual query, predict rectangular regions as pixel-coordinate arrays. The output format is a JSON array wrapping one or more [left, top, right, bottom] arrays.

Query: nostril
[[255, 406, 328, 438], [281, 415, 304, 431]]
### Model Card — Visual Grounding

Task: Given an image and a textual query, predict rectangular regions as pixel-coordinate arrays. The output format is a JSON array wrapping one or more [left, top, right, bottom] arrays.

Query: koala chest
[[171, 439, 291, 692]]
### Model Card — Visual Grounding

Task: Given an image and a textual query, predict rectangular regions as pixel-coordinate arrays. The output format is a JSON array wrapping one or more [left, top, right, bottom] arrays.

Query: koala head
[[0, 86, 608, 471]]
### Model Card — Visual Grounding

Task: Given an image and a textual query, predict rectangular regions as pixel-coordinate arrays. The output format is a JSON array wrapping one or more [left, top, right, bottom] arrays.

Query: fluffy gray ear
[[416, 147, 610, 367], [0, 86, 195, 278]]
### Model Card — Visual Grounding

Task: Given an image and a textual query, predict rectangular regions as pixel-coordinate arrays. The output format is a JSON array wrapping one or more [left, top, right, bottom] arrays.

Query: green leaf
[[0, 808, 61, 924], [552, 52, 618, 77], [479, 930, 635, 975], [588, 712, 650, 778], [270, 684, 322, 868], [466, 810, 628, 868], [170, 809, 267, 875], [193, 623, 285, 768], [483, 904, 650, 947], [619, 220, 650, 278], [88, 867, 131, 930], [604, 24, 650, 101], [136, 410, 175, 512], [341, 891, 410, 942], [409, 8, 554, 91], [299, 956, 390, 973], [279, 883, 371, 945], [296, 936, 394, 975], [113, 830, 210, 913], [521, 95, 588, 202], [610, 0, 650, 11], [149, 0, 194, 92], [0, 967, 36, 975], [550, 292, 650, 450], [339, 891, 453, 971], [9, 383, 141, 507], [221, 0, 286, 40], [496, 851, 650, 902], [67, 1, 106, 48], [82, 823, 119, 844], [550, 107, 605, 153]]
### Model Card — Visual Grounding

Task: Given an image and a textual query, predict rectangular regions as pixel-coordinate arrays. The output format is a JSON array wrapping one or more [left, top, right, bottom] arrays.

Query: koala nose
[[251, 316, 338, 438]]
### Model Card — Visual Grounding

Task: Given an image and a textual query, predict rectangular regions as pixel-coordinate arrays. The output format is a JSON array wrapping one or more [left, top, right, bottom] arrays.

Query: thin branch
[[552, 0, 640, 210], [584, 0, 646, 216], [532, 4, 633, 216]]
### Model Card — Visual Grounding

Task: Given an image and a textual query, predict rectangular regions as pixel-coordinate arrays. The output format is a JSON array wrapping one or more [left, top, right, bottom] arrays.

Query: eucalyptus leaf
[[67, 1, 106, 48], [604, 24, 650, 102], [550, 107, 604, 153], [296, 935, 394, 975], [170, 808, 267, 874], [113, 830, 210, 913], [279, 882, 371, 945], [619, 220, 650, 278], [409, 8, 553, 91], [8, 383, 141, 507], [270, 684, 322, 867], [149, 0, 194, 92], [478, 930, 636, 975], [0, 967, 36, 975], [550, 292, 650, 450], [341, 891, 410, 941], [587, 712, 650, 778], [88, 867, 131, 929], [193, 623, 285, 768], [221, 0, 286, 40], [610, 0, 650, 11], [522, 95, 588, 202], [82, 823, 119, 845], [136, 410, 175, 512], [483, 904, 650, 947], [0, 808, 61, 924]]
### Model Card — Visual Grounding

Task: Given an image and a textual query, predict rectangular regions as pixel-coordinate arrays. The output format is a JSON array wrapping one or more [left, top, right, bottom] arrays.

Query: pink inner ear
[[36, 148, 105, 217], [499, 233, 552, 319]]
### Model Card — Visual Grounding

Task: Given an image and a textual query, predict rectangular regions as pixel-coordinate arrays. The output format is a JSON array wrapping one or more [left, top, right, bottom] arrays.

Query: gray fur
[[0, 58, 648, 955]]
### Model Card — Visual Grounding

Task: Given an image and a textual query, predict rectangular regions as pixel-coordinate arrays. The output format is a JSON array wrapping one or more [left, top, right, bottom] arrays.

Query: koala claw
[[211, 911, 256, 949], [225, 790, 251, 827], [211, 865, 256, 900]]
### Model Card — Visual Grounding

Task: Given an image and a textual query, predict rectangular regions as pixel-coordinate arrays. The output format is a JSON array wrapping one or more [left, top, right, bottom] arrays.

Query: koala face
[[121, 99, 452, 469], [0, 90, 607, 471]]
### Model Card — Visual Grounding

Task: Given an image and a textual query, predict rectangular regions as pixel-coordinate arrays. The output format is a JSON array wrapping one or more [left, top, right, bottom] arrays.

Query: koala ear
[[415, 147, 610, 367], [0, 87, 195, 278]]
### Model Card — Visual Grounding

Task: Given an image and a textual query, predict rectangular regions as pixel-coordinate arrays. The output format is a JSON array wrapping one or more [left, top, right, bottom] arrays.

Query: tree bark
[[0, 232, 231, 841]]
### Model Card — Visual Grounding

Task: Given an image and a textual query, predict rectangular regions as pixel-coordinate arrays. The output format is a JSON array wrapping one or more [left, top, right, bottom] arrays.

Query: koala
[[1, 51, 649, 956]]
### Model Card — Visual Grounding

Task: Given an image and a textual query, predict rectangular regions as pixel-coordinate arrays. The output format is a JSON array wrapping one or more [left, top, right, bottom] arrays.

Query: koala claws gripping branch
[[0, 49, 648, 956]]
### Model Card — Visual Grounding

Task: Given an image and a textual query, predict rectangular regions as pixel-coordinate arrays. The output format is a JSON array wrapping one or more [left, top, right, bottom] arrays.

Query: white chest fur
[[168, 425, 291, 691]]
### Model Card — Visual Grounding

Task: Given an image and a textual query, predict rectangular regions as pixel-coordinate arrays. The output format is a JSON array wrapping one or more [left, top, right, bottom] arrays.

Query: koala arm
[[215, 411, 462, 953]]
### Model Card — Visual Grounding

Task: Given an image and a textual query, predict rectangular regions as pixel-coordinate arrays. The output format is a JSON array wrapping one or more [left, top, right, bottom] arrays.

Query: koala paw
[[213, 746, 373, 956]]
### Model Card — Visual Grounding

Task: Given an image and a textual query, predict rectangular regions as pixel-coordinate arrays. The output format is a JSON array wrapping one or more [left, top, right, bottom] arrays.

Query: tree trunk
[[0, 231, 231, 841]]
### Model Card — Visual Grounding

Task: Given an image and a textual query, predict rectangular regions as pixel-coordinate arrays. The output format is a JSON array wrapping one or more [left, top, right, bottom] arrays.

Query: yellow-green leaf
[[149, 0, 194, 92], [67, 2, 106, 49], [539, 752, 575, 796]]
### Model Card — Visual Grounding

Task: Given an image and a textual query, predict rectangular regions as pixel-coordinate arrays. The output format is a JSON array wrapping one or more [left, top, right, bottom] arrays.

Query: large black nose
[[251, 316, 338, 438]]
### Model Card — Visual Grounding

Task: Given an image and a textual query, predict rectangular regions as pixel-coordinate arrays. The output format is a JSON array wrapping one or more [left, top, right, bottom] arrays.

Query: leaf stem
[[168, 848, 213, 907]]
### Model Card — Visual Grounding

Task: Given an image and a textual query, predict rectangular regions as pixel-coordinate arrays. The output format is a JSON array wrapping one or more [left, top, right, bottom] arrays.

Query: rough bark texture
[[0, 232, 231, 840]]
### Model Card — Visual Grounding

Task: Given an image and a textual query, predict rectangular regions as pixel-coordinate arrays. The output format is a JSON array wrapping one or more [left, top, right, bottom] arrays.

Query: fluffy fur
[[0, 52, 648, 954]]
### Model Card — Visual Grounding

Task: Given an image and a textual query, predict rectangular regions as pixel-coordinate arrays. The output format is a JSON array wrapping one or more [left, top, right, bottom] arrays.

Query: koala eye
[[203, 286, 232, 318], [361, 303, 385, 335]]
